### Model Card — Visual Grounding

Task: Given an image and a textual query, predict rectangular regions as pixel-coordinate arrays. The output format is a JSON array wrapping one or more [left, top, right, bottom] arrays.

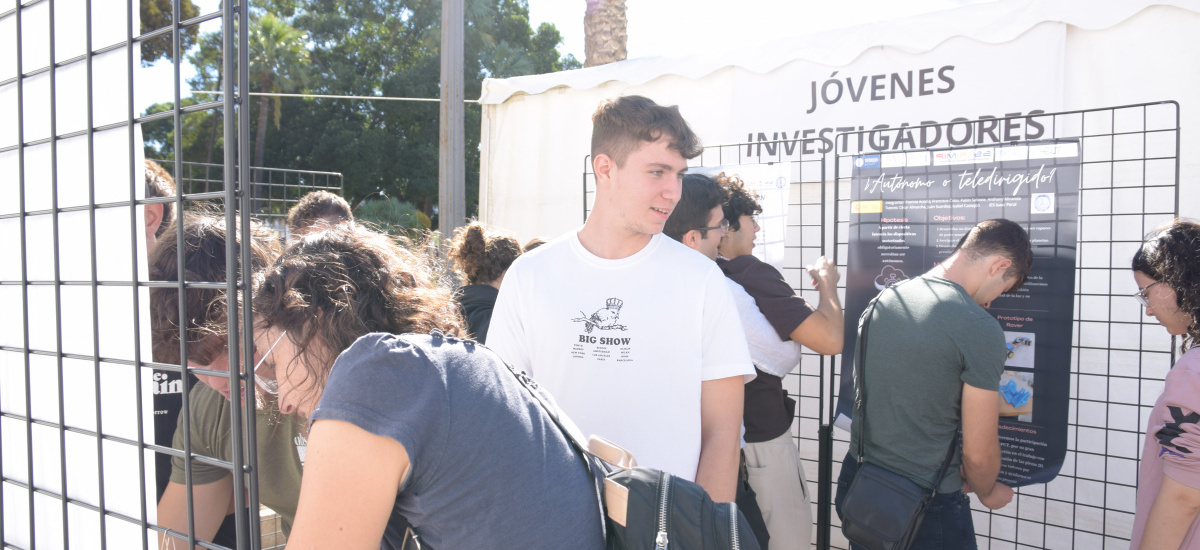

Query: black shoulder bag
[[839, 294, 961, 550], [500, 356, 759, 550]]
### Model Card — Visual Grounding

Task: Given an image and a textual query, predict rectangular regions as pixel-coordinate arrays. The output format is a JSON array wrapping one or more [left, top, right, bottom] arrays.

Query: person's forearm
[[961, 440, 1001, 498], [814, 284, 843, 348], [1139, 475, 1200, 550], [694, 433, 739, 503]]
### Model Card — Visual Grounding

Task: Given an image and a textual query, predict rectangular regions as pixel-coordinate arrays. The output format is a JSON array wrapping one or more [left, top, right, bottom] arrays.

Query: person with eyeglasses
[[252, 224, 606, 550], [712, 173, 842, 550], [149, 214, 305, 550], [1128, 219, 1200, 550]]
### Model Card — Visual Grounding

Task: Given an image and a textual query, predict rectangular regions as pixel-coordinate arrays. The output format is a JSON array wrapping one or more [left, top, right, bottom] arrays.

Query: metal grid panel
[[829, 102, 1180, 549], [150, 158, 344, 233], [0, 0, 300, 545]]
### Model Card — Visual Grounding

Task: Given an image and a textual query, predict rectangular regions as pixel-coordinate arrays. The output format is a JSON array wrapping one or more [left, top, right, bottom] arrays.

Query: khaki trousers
[[743, 432, 813, 550]]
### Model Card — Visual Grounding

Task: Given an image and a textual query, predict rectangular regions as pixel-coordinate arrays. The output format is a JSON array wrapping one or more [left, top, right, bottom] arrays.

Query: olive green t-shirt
[[170, 383, 304, 534], [849, 275, 1006, 493]]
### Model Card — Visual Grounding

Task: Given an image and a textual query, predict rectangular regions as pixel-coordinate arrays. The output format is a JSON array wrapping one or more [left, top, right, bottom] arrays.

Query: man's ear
[[593, 153, 614, 187], [989, 256, 1013, 278], [682, 229, 702, 250]]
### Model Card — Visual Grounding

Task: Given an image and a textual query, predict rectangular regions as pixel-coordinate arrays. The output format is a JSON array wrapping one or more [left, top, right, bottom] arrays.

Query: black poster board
[[835, 140, 1079, 487]]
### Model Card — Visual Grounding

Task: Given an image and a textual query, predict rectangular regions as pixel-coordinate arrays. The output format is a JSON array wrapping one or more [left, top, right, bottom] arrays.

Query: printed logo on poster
[[853, 155, 880, 169], [932, 147, 994, 166], [881, 153, 906, 168], [1031, 193, 1055, 214], [1029, 143, 1080, 159]]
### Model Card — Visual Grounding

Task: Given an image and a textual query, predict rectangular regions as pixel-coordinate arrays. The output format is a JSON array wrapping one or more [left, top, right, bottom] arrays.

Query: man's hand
[[961, 467, 1014, 510], [792, 255, 844, 355], [805, 256, 840, 290]]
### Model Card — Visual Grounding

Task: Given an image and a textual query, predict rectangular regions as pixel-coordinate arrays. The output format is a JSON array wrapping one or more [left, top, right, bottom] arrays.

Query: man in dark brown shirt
[[717, 175, 843, 550]]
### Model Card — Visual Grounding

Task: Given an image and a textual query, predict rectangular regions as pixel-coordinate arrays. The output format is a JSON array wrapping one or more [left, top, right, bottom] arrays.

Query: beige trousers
[[743, 432, 813, 550]]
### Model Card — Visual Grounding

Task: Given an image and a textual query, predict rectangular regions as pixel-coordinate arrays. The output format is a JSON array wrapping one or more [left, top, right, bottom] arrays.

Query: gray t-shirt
[[849, 275, 1006, 493], [309, 331, 606, 550]]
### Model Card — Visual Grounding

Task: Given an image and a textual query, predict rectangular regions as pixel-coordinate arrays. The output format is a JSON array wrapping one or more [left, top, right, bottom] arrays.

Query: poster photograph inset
[[835, 140, 1079, 487]]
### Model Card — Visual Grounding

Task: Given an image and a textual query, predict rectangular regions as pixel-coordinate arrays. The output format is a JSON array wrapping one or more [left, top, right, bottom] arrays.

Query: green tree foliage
[[143, 0, 574, 222], [140, 0, 200, 66], [355, 197, 432, 236], [249, 14, 311, 186]]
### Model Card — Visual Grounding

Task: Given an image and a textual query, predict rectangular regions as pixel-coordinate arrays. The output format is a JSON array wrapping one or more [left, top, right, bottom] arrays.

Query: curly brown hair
[[254, 224, 464, 409], [719, 173, 762, 232], [149, 213, 282, 366], [1132, 218, 1200, 352], [447, 222, 521, 285]]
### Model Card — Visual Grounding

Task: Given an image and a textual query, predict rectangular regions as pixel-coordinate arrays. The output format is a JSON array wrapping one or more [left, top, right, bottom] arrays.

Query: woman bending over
[[255, 225, 604, 550], [1130, 219, 1200, 550]]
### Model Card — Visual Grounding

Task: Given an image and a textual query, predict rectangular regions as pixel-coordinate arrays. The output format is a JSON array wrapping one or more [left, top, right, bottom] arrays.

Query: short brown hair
[[953, 219, 1033, 290], [145, 160, 176, 238], [664, 174, 728, 241], [286, 190, 353, 235], [254, 224, 463, 410], [149, 213, 282, 366], [591, 95, 702, 166], [448, 222, 521, 285], [522, 237, 547, 253]]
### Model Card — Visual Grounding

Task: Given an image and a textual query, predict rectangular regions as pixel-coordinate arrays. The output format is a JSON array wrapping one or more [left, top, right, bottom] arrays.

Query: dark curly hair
[[1132, 218, 1200, 352], [719, 173, 762, 232], [149, 213, 281, 366], [447, 222, 521, 285], [254, 224, 464, 411]]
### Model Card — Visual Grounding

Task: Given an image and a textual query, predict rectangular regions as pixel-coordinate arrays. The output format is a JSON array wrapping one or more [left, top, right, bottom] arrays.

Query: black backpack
[[594, 436, 760, 550], [505, 362, 760, 550]]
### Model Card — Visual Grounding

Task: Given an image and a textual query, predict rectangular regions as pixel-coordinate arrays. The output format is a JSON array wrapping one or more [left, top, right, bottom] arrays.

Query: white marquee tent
[[478, 0, 1200, 241]]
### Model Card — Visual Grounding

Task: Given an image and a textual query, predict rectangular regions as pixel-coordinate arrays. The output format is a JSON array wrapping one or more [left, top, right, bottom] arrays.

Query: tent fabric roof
[[480, 0, 1200, 105]]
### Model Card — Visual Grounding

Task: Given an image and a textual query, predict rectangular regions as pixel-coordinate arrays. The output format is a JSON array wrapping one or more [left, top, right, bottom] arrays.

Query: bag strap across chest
[[853, 287, 960, 494]]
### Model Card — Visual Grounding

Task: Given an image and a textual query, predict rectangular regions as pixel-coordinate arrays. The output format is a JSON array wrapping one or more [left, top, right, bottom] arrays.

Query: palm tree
[[584, 0, 626, 67], [248, 14, 310, 206]]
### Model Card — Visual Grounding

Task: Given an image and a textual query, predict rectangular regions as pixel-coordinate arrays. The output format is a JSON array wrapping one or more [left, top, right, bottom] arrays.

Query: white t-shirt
[[727, 280, 802, 378], [487, 232, 754, 481]]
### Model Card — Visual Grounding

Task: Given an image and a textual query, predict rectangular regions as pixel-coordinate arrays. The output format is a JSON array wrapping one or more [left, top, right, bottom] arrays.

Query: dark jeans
[[834, 452, 977, 550]]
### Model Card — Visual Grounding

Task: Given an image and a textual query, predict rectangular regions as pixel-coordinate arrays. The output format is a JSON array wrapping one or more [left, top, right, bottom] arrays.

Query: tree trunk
[[204, 109, 220, 193], [253, 82, 270, 213], [584, 0, 626, 67]]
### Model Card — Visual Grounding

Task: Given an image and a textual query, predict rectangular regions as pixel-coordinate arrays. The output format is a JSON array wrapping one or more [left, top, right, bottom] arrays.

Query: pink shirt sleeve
[[1155, 350, 1200, 489]]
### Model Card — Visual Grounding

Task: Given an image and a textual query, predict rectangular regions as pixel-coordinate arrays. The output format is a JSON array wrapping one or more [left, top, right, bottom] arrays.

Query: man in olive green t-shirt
[[836, 219, 1033, 550], [167, 383, 304, 535]]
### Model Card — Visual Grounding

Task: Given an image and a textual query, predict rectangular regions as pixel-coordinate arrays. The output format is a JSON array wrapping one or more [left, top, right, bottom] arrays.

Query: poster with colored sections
[[834, 140, 1079, 487], [693, 164, 791, 270]]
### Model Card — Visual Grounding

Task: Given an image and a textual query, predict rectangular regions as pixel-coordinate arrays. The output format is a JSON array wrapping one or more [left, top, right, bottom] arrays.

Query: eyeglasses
[[253, 330, 287, 395], [695, 218, 730, 235], [1134, 281, 1161, 308]]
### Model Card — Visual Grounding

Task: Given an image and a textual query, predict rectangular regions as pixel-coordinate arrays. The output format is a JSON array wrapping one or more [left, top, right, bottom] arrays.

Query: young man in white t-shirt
[[486, 95, 754, 502]]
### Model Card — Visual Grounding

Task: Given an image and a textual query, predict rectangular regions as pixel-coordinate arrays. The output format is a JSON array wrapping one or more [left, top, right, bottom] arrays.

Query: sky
[[527, 0, 1000, 62], [139, 0, 998, 112]]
